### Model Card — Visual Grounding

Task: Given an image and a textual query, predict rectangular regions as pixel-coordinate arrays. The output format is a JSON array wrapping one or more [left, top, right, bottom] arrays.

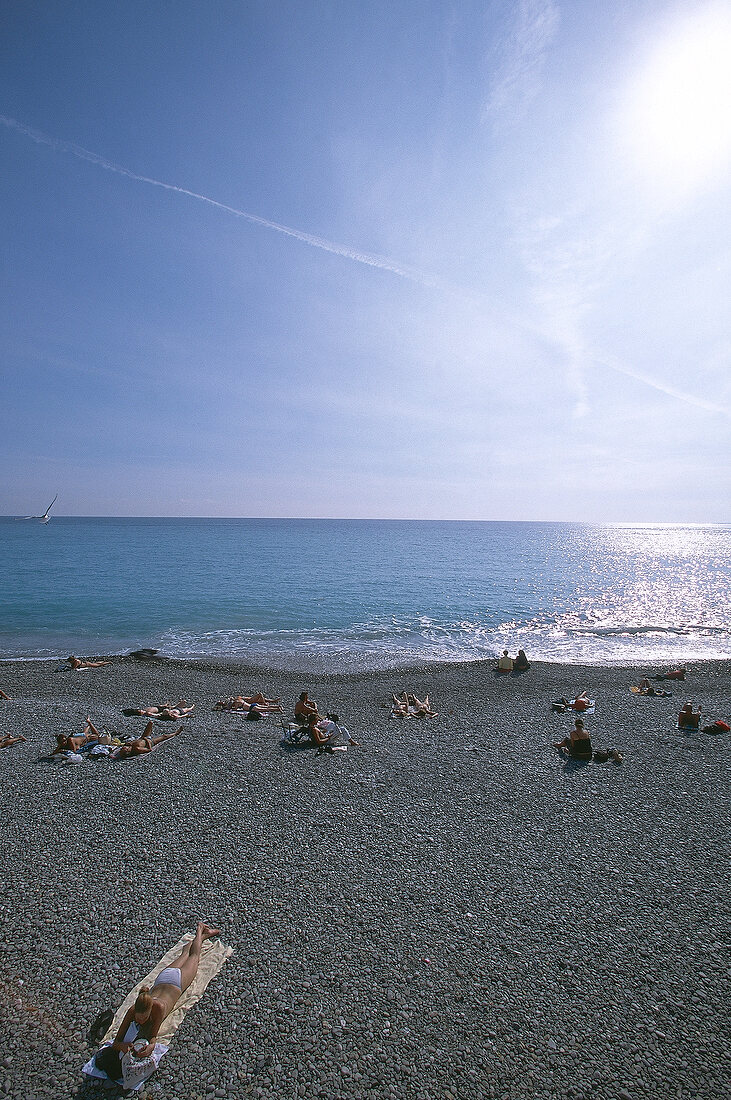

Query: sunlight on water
[[1, 519, 729, 668]]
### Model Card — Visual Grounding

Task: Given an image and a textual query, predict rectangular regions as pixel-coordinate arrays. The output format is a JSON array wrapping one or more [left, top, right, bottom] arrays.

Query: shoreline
[[1, 655, 729, 1098], [2, 651, 728, 673]]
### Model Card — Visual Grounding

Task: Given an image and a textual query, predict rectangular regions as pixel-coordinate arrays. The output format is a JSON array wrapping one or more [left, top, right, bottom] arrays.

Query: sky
[[1, 0, 730, 521]]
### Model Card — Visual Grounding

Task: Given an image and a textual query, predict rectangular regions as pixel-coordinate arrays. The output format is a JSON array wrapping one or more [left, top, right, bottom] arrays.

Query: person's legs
[[150, 726, 182, 747], [174, 923, 221, 992]]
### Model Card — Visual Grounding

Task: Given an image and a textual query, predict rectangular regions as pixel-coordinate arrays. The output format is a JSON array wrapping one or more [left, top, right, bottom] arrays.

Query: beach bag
[[93, 1044, 122, 1080], [121, 1045, 157, 1089]]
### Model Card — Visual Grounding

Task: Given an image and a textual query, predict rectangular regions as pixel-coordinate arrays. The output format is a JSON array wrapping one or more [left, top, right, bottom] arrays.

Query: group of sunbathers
[[389, 692, 438, 718], [51, 716, 183, 761]]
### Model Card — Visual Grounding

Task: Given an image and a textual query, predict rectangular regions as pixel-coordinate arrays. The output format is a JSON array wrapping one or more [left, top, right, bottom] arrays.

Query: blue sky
[[1, 0, 729, 520]]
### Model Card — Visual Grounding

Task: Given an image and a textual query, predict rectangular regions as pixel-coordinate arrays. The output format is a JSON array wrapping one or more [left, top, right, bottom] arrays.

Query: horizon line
[[2, 515, 726, 526]]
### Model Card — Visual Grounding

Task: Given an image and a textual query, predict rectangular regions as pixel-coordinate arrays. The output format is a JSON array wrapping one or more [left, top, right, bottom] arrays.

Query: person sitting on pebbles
[[678, 701, 702, 729], [111, 723, 182, 759], [122, 701, 195, 720], [109, 922, 220, 1062], [513, 649, 530, 671], [307, 713, 359, 750], [0, 733, 26, 749], [497, 650, 514, 674], [213, 693, 282, 713], [294, 691, 319, 723], [66, 655, 111, 670], [554, 718, 622, 763]]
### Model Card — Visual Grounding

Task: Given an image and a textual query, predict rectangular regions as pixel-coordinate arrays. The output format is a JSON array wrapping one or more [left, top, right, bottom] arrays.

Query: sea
[[0, 518, 729, 670]]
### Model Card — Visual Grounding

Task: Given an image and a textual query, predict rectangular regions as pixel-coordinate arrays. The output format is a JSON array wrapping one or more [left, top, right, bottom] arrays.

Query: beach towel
[[82, 932, 233, 1087]]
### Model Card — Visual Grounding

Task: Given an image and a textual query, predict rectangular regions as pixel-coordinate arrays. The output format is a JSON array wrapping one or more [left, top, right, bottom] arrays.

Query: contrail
[[596, 352, 729, 415], [0, 114, 437, 287]]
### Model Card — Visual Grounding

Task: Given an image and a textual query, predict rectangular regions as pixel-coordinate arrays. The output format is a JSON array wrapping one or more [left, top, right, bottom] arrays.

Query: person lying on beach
[[109, 922, 220, 1061], [111, 723, 182, 759], [552, 692, 593, 713], [497, 650, 514, 673], [633, 678, 672, 697], [0, 734, 26, 749], [653, 668, 686, 681], [213, 693, 282, 713], [67, 655, 111, 670], [678, 701, 701, 729], [554, 718, 622, 763], [122, 701, 195, 720], [0, 689, 10, 700], [52, 717, 107, 755], [294, 692, 319, 723]]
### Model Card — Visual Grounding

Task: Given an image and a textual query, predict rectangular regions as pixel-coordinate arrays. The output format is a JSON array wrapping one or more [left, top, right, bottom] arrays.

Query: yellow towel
[[101, 933, 233, 1047]]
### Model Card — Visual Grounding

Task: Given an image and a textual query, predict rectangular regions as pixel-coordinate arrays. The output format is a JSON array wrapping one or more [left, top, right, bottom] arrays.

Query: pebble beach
[[0, 655, 729, 1100]]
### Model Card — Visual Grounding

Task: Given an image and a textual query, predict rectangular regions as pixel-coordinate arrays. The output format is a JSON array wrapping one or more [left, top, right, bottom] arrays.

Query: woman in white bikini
[[111, 923, 220, 1060]]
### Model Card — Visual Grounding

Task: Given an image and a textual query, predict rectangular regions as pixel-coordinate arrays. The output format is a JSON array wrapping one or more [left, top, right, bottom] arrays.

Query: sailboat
[[26, 494, 58, 524]]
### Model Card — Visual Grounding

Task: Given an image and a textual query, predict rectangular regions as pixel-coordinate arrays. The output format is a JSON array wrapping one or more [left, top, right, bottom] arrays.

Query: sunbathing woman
[[67, 655, 111, 670], [0, 689, 10, 700], [52, 716, 106, 755], [122, 701, 195, 720], [568, 691, 591, 712], [635, 678, 672, 697], [110, 922, 220, 1061], [0, 734, 26, 749], [213, 693, 282, 713], [390, 694, 410, 718], [112, 723, 182, 759]]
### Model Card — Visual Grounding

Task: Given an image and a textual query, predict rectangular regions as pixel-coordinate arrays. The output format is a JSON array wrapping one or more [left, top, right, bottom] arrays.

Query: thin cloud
[[515, 206, 729, 417], [0, 114, 438, 288], [594, 353, 729, 415], [484, 0, 560, 119]]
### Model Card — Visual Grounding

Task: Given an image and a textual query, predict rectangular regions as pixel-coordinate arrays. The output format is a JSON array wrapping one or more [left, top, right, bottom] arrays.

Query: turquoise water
[[1, 518, 729, 668]]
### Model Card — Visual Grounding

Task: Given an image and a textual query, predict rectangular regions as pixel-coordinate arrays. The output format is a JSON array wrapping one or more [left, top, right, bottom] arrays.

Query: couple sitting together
[[294, 692, 359, 750], [497, 649, 530, 674]]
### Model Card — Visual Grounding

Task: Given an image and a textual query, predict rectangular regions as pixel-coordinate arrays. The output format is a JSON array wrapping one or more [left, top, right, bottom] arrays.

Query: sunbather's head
[[134, 986, 153, 1023]]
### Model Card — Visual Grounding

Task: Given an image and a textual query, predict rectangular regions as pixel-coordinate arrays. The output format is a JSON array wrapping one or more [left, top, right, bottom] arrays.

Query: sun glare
[[621, 3, 731, 199]]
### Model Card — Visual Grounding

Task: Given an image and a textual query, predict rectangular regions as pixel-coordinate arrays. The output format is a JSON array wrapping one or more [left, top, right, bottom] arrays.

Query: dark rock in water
[[125, 648, 161, 660]]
